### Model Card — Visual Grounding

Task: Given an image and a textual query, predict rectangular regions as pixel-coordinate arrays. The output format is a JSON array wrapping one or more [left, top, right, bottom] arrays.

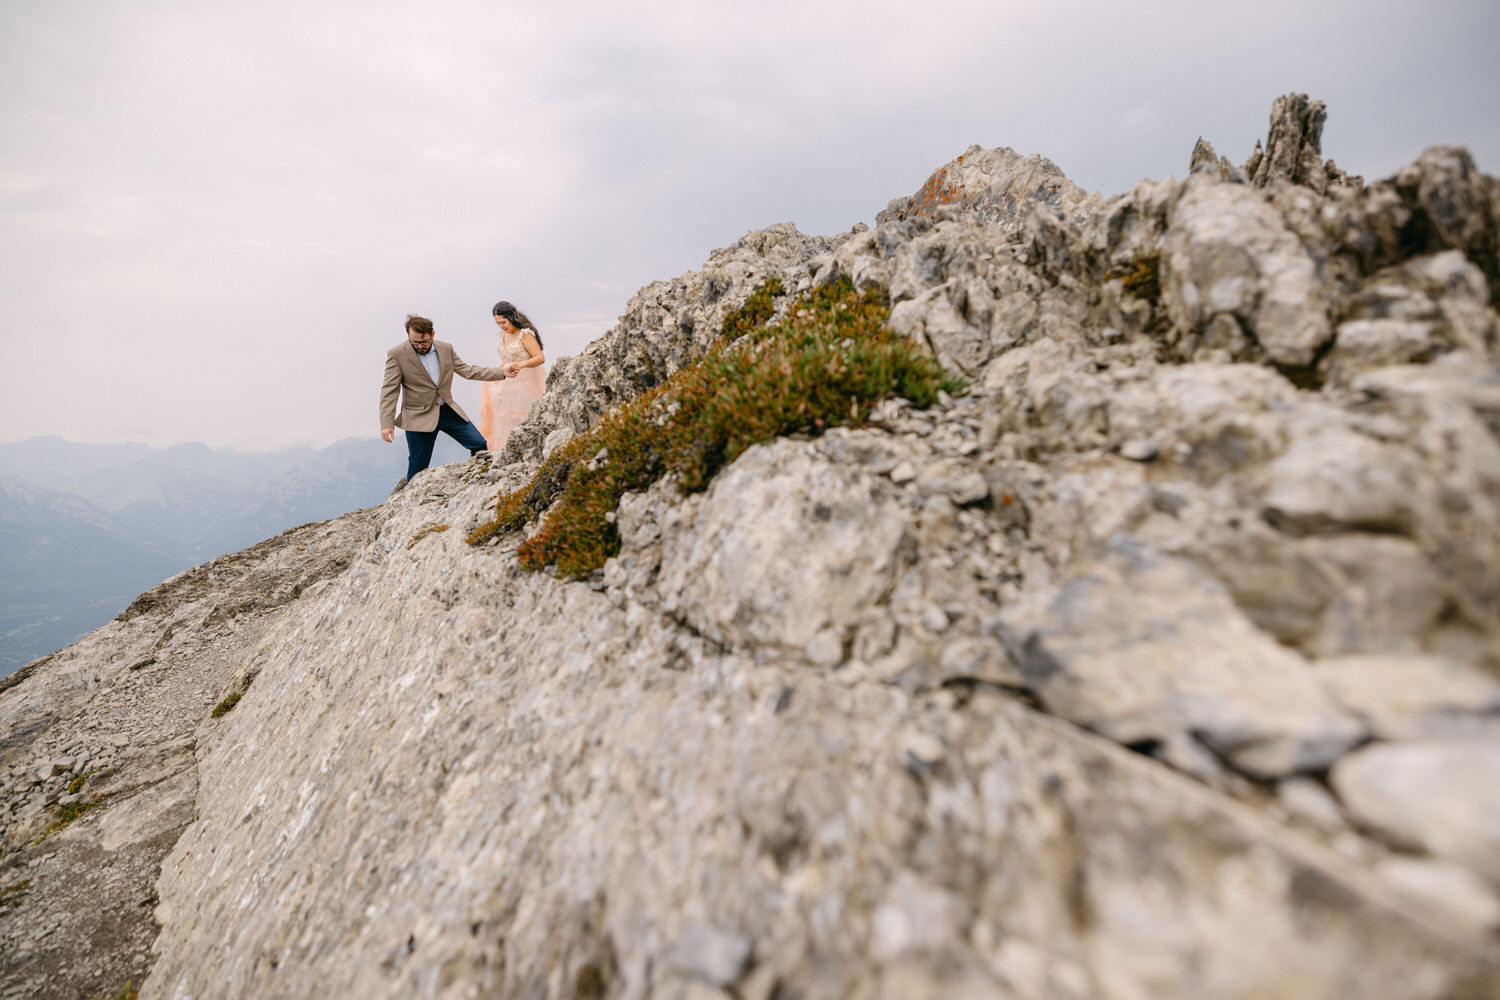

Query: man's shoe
[[390, 476, 408, 496]]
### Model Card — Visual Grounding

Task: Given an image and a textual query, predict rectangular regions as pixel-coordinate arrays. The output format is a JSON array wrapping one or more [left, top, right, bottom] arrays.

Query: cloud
[[1122, 102, 1159, 133]]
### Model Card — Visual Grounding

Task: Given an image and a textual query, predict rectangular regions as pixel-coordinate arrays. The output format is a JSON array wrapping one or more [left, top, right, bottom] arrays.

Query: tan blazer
[[379, 340, 506, 433]]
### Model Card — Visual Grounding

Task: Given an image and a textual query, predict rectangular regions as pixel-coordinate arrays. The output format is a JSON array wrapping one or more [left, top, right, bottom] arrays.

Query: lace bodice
[[497, 333, 530, 365]]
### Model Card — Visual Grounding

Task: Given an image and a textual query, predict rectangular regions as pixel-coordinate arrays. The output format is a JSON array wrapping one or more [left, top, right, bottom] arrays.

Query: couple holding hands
[[379, 300, 546, 491]]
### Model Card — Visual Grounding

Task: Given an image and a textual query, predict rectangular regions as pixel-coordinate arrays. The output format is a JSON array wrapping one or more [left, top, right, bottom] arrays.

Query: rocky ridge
[[0, 513, 381, 998], [2, 96, 1499, 999]]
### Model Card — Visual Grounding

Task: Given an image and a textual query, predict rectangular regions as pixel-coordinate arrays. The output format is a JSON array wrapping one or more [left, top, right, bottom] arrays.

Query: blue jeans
[[404, 404, 489, 480]]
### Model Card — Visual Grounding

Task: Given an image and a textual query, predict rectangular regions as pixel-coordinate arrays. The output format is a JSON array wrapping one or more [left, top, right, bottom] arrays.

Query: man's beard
[[414, 343, 432, 353]]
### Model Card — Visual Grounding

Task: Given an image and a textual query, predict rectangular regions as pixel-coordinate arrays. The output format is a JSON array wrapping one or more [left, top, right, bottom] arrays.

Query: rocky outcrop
[[0, 512, 380, 999], [1244, 92, 1360, 193], [876, 145, 1104, 232], [501, 224, 850, 467], [3, 96, 1499, 999]]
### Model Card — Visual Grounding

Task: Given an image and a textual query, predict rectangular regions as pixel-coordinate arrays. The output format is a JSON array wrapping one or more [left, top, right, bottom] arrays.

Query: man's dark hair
[[405, 315, 435, 336]]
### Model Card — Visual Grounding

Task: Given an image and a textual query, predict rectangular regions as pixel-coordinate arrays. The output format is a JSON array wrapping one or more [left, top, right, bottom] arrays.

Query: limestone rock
[[667, 922, 753, 987], [1313, 653, 1500, 741], [876, 144, 1104, 232], [1163, 175, 1332, 366], [1261, 422, 1420, 535], [1394, 146, 1500, 301], [1278, 777, 1346, 834], [501, 222, 857, 466], [0, 511, 380, 1000], [1189, 136, 1247, 184], [1244, 92, 1359, 193], [1330, 743, 1500, 881], [1375, 856, 1500, 939], [654, 442, 913, 651], [3, 95, 1499, 1000], [997, 539, 1364, 779]]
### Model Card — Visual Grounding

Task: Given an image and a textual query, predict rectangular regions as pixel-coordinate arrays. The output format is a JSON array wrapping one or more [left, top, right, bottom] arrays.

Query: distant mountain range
[[0, 434, 471, 676]]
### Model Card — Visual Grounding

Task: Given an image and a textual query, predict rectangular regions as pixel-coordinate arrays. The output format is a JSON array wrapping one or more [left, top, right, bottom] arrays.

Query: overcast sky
[[2, 0, 1496, 452]]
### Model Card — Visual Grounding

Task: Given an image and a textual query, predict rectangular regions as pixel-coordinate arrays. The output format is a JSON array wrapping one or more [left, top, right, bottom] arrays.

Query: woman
[[477, 300, 547, 452]]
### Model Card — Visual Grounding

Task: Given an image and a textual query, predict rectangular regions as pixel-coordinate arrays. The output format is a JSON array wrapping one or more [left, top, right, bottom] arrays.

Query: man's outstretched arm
[[451, 350, 507, 382]]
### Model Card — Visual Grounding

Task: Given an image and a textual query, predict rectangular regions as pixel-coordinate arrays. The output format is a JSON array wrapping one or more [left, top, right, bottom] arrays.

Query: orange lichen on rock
[[911, 166, 979, 216]]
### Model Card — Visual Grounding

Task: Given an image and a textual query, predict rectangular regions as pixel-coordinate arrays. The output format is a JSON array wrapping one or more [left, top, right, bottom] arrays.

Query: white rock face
[[134, 468, 1500, 997], [1165, 176, 1332, 366], [4, 95, 1500, 998], [1313, 654, 1500, 740], [997, 540, 1365, 780], [0, 512, 382, 999], [655, 446, 911, 650], [1331, 743, 1500, 881]]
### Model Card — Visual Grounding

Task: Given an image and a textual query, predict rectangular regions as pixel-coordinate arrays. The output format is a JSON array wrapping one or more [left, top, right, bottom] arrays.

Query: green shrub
[[56, 799, 94, 823], [718, 275, 783, 340], [468, 277, 965, 577], [1110, 252, 1161, 304], [408, 524, 450, 549], [209, 667, 258, 719], [0, 878, 30, 909], [210, 691, 242, 718], [35, 799, 97, 843]]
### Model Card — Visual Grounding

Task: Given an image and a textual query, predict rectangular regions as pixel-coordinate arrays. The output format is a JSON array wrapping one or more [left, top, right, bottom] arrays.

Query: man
[[380, 314, 507, 491]]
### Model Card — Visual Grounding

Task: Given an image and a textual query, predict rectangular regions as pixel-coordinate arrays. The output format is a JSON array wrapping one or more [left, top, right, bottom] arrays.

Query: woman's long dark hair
[[492, 301, 543, 349]]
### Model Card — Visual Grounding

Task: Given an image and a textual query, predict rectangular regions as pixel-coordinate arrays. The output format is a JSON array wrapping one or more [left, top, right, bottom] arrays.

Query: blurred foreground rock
[[3, 95, 1499, 999]]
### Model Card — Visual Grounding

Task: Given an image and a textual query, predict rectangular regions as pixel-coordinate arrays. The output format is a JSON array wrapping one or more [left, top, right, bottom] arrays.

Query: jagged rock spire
[[1189, 136, 1248, 183], [1243, 93, 1360, 192]]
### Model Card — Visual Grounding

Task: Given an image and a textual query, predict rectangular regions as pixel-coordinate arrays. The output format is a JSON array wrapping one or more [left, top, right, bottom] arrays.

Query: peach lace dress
[[478, 330, 546, 451]]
